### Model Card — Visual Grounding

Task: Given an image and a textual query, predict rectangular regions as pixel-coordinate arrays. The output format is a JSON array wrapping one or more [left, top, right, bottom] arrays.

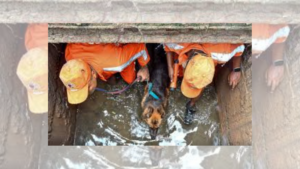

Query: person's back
[[65, 43, 149, 83], [66, 43, 121, 67]]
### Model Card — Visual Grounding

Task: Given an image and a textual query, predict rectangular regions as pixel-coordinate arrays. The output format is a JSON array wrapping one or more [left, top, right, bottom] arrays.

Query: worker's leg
[[184, 89, 203, 125], [189, 91, 203, 106]]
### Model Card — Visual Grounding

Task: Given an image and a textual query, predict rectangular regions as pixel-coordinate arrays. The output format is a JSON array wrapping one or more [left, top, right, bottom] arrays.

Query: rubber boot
[[184, 101, 197, 125]]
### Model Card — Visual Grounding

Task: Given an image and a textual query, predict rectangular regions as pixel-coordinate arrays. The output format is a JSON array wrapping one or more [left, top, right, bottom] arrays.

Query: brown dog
[[141, 44, 170, 139]]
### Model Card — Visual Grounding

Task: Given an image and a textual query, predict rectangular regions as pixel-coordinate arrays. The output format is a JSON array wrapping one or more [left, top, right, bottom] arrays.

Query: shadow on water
[[75, 77, 220, 146]]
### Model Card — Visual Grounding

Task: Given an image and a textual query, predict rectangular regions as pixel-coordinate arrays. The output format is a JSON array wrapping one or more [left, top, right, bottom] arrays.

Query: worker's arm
[[136, 44, 151, 82], [228, 56, 242, 89], [166, 51, 175, 82], [271, 42, 285, 62], [232, 55, 242, 69], [265, 42, 285, 93]]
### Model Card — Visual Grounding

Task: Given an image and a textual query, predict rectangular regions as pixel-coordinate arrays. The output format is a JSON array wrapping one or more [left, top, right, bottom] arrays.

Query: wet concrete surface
[[75, 77, 220, 146]]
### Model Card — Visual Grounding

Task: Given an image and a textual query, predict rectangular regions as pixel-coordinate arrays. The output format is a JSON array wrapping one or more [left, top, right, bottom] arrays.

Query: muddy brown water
[[74, 77, 221, 146]]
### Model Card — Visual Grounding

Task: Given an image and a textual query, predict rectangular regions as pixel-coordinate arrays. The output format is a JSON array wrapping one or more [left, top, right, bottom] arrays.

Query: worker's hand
[[265, 64, 284, 93], [137, 66, 149, 82], [228, 71, 241, 89], [168, 66, 174, 82]]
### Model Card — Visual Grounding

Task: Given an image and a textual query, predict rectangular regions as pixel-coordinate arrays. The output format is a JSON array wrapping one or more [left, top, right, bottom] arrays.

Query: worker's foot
[[184, 101, 196, 125]]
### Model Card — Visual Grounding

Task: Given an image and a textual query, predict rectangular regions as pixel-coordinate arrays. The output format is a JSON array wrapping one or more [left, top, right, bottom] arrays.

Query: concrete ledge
[[0, 1, 299, 23], [49, 23, 251, 43]]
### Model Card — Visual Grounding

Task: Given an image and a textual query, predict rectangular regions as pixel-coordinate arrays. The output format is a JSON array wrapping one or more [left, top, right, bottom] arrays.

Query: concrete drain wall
[[0, 24, 47, 168], [48, 43, 77, 145], [215, 45, 252, 145], [252, 25, 300, 169]]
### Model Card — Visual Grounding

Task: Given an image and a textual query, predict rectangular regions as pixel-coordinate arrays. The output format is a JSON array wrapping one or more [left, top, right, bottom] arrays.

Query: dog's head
[[142, 103, 165, 139]]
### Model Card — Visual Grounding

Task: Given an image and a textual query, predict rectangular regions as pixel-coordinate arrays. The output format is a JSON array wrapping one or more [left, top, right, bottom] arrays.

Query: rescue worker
[[59, 43, 150, 104], [164, 43, 245, 124], [252, 24, 290, 93], [17, 24, 48, 113]]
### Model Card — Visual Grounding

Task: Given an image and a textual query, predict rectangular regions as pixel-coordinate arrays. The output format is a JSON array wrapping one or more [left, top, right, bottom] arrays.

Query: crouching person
[[59, 43, 150, 104], [164, 43, 244, 124]]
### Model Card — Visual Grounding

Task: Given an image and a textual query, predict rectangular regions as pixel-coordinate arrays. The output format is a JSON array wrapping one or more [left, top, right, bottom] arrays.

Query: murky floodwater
[[39, 146, 252, 169], [75, 77, 220, 146]]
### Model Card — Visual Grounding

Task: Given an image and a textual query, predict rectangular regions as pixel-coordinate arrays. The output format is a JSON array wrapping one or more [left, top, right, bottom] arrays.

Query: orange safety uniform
[[252, 24, 290, 54], [164, 43, 245, 76], [164, 43, 205, 77], [65, 43, 150, 84], [25, 24, 48, 50], [164, 43, 244, 98]]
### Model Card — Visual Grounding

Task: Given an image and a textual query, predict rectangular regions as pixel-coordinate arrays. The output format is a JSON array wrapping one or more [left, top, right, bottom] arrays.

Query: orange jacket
[[25, 24, 48, 51], [164, 43, 244, 65], [202, 43, 244, 64], [163, 43, 204, 64], [252, 24, 290, 53], [164, 43, 244, 77], [65, 43, 150, 84]]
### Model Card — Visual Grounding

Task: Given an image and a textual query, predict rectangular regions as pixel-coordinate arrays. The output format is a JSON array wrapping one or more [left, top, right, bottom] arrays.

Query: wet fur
[[142, 44, 170, 130]]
